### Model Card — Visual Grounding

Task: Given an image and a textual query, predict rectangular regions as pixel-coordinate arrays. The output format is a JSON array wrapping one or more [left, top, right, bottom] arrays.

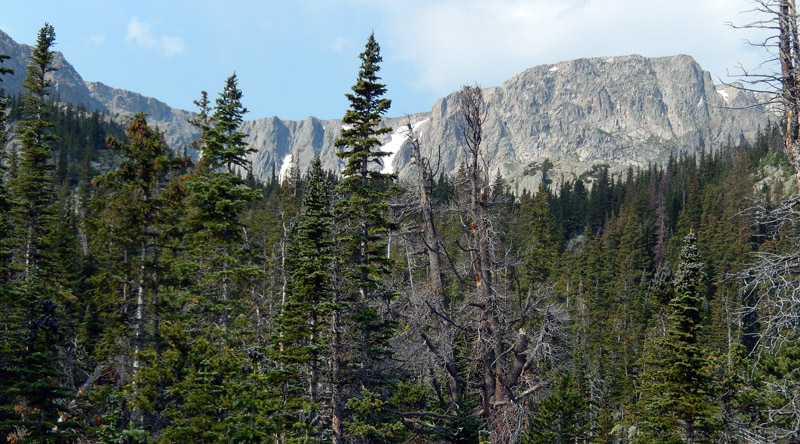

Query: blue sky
[[1, 0, 770, 121]]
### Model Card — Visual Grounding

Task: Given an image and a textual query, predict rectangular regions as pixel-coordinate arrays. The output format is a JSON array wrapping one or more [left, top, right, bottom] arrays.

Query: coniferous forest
[[4, 20, 800, 444]]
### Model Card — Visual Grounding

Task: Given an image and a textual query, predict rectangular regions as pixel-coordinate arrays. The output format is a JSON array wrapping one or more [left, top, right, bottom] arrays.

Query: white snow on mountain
[[380, 118, 430, 174], [716, 88, 729, 103], [278, 153, 294, 182]]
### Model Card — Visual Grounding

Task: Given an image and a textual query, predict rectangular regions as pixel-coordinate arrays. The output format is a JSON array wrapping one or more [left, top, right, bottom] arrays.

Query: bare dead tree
[[731, 0, 800, 189], [725, 4, 800, 442], [453, 84, 567, 443]]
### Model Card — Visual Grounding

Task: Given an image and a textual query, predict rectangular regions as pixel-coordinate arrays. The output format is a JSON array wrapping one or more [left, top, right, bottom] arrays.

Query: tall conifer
[[332, 32, 400, 443], [636, 233, 719, 444], [271, 157, 335, 441], [1, 24, 76, 443]]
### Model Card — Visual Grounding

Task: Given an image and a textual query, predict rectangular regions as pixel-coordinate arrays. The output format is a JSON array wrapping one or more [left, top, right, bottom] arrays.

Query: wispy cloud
[[379, 0, 763, 95], [125, 17, 184, 57]]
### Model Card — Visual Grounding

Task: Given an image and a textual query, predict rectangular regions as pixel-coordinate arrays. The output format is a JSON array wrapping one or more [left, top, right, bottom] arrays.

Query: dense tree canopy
[[1, 23, 799, 444]]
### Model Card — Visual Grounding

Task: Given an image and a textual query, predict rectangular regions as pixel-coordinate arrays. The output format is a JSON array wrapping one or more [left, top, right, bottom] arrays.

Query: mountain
[[0, 28, 770, 190], [405, 54, 768, 191], [240, 54, 768, 191]]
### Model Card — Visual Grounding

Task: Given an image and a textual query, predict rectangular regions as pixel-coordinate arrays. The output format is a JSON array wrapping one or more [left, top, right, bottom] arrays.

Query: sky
[[0, 0, 774, 121]]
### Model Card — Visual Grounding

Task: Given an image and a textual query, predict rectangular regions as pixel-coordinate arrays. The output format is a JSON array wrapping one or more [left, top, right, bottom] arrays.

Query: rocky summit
[[0, 27, 770, 190], [241, 54, 768, 192]]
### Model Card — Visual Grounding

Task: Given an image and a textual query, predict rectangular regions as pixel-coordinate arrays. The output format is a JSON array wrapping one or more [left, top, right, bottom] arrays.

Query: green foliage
[[346, 390, 406, 443], [635, 233, 720, 444], [334, 32, 399, 420], [0, 25, 77, 444], [269, 157, 335, 441], [524, 372, 589, 444]]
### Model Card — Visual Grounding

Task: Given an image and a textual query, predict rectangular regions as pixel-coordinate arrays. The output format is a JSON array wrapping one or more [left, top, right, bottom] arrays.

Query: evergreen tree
[[635, 233, 719, 444], [0, 53, 14, 281], [154, 75, 264, 442], [271, 157, 335, 441], [523, 372, 589, 444], [333, 32, 400, 443], [92, 112, 186, 430], [0, 24, 76, 444], [517, 185, 560, 287], [10, 23, 58, 279]]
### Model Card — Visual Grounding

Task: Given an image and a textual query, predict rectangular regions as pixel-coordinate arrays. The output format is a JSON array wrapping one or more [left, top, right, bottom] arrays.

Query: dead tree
[[732, 0, 800, 189], [729, 4, 800, 443], [402, 118, 464, 405], [453, 84, 566, 443]]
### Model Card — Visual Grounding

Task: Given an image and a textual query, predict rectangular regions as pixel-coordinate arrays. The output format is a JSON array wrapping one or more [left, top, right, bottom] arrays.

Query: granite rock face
[[0, 29, 102, 110], [241, 55, 769, 191], [0, 26, 770, 189], [85, 81, 199, 154], [403, 54, 768, 191]]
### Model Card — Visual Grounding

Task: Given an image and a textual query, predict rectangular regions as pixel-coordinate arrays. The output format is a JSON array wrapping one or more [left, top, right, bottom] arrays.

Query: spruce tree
[[93, 112, 186, 431], [0, 53, 14, 281], [332, 32, 400, 443], [0, 24, 76, 443], [271, 157, 335, 442], [636, 233, 719, 444], [10, 23, 57, 279], [154, 75, 264, 442]]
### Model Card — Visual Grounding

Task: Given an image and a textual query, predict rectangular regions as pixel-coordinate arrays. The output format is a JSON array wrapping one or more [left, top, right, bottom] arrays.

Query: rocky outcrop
[[85, 81, 199, 154], [238, 55, 769, 192], [0, 29, 102, 110], [403, 54, 768, 191], [0, 25, 771, 190]]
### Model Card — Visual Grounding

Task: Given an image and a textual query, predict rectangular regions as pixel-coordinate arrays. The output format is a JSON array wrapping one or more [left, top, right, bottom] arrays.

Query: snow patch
[[380, 119, 430, 174], [716, 88, 729, 103], [697, 97, 704, 107], [549, 66, 559, 72], [278, 153, 294, 182]]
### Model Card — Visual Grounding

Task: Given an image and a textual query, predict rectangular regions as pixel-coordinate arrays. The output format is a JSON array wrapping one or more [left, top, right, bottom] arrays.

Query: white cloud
[[125, 16, 185, 57], [378, 0, 769, 96]]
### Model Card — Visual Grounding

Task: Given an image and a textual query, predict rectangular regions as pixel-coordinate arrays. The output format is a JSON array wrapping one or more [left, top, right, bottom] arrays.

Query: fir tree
[[636, 233, 719, 444], [333, 32, 400, 443], [0, 24, 76, 443], [271, 157, 335, 442]]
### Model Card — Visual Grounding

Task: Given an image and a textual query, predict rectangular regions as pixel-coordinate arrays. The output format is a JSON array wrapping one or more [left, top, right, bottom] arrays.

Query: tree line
[[1, 22, 799, 444]]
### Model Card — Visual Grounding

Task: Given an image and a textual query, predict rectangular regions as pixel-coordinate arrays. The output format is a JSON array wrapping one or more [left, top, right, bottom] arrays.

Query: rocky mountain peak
[[0, 25, 771, 192]]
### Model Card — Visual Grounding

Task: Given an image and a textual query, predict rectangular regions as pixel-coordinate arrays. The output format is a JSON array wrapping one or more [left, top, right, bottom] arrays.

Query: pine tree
[[270, 157, 335, 442], [92, 112, 186, 430], [635, 233, 719, 444], [332, 32, 400, 443], [0, 24, 76, 443]]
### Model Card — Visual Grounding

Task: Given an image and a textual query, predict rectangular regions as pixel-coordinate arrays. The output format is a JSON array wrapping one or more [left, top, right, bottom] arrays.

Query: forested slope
[[1, 24, 798, 444]]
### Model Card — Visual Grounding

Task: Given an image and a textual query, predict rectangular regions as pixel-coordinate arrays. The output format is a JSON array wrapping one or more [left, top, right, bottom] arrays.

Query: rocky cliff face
[[401, 54, 767, 191], [0, 29, 102, 110], [241, 55, 769, 192], [85, 81, 199, 154], [0, 26, 771, 190], [0, 29, 196, 153]]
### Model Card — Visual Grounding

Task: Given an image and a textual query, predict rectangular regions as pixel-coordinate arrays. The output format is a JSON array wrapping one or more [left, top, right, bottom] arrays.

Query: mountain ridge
[[0, 29, 770, 191]]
